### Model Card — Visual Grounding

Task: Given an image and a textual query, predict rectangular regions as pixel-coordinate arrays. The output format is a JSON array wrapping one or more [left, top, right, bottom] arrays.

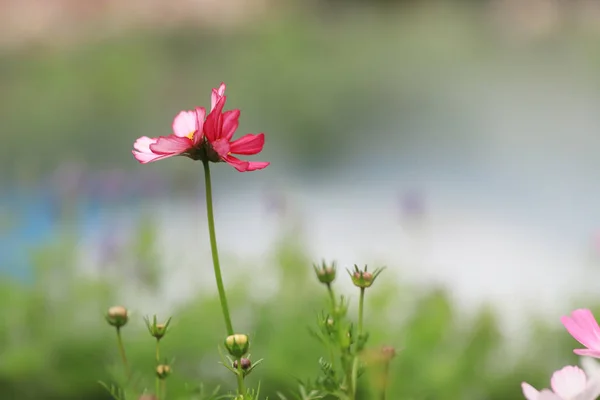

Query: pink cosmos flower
[[132, 83, 269, 172], [562, 309, 600, 358], [203, 87, 269, 172], [521, 365, 600, 400]]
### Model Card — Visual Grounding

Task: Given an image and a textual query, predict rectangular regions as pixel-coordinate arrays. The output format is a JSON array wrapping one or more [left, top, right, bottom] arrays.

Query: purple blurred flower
[[399, 190, 426, 220], [264, 190, 287, 217]]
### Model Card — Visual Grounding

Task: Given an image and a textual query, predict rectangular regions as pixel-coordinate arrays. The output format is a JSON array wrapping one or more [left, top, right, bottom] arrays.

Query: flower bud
[[225, 334, 249, 358], [381, 346, 396, 361], [313, 261, 336, 285], [156, 364, 171, 380], [105, 306, 128, 328], [348, 265, 385, 288], [144, 315, 172, 340], [233, 357, 255, 377], [233, 358, 252, 370], [138, 395, 158, 400]]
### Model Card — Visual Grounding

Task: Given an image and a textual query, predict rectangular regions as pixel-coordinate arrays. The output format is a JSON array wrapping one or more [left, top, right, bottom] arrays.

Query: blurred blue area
[[1, 190, 56, 280], [0, 188, 115, 280]]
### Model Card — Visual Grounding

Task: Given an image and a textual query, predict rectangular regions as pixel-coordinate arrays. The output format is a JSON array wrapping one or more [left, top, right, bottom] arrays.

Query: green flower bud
[[156, 364, 171, 380], [225, 334, 249, 358], [138, 395, 158, 400], [105, 306, 128, 328], [313, 260, 337, 285], [144, 315, 172, 340], [348, 265, 385, 289]]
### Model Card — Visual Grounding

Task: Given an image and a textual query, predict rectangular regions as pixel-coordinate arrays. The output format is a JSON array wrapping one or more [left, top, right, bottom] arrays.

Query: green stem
[[156, 340, 160, 399], [161, 380, 167, 400], [326, 284, 337, 369], [236, 359, 246, 397], [380, 361, 391, 400], [345, 359, 354, 399], [351, 357, 359, 399], [351, 288, 366, 399], [358, 287, 365, 336], [202, 159, 234, 336], [115, 327, 130, 379], [327, 284, 336, 311]]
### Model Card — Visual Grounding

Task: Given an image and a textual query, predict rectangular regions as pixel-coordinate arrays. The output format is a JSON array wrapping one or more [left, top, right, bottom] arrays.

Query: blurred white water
[[103, 176, 600, 342]]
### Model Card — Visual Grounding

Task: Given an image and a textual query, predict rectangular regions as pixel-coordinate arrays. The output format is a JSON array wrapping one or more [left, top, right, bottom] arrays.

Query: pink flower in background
[[562, 309, 600, 358], [521, 365, 600, 400], [132, 82, 269, 172]]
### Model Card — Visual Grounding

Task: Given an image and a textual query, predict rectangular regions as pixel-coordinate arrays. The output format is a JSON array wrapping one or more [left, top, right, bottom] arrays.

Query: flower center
[[186, 131, 195, 140]]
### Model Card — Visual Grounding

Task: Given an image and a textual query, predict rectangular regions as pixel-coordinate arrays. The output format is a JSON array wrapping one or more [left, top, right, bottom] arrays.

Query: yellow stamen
[[186, 131, 194, 139]]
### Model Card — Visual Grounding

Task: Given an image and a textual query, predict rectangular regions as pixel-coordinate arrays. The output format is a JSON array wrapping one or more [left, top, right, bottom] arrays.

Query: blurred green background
[[3, 0, 600, 398]]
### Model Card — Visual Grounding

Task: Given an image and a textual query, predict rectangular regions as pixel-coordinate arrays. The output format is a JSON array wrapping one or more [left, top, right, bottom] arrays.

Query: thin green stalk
[[202, 159, 234, 336], [156, 340, 160, 399], [351, 358, 359, 399], [380, 361, 391, 400], [115, 327, 130, 378], [358, 287, 365, 336], [161, 380, 167, 400], [351, 288, 366, 399], [326, 284, 337, 368], [345, 360, 354, 399], [327, 284, 336, 310], [237, 359, 246, 397]]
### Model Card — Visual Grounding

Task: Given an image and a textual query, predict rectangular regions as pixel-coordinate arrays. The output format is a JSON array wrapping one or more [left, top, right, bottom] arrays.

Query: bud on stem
[[313, 260, 337, 285], [106, 306, 128, 328], [144, 315, 172, 340], [225, 334, 249, 358], [156, 364, 171, 380], [348, 265, 385, 289]]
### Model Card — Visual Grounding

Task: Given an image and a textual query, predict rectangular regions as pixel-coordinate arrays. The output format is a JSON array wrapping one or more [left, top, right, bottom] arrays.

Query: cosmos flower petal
[[537, 390, 562, 400], [222, 110, 240, 141], [211, 82, 226, 111], [205, 96, 226, 142], [149, 135, 193, 155], [244, 161, 270, 171], [133, 136, 157, 153], [132, 136, 175, 163], [229, 133, 265, 155], [223, 154, 250, 172], [172, 110, 197, 138], [550, 366, 587, 399], [193, 107, 206, 146], [132, 150, 177, 164], [574, 349, 600, 358], [562, 309, 600, 352], [521, 382, 539, 400]]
